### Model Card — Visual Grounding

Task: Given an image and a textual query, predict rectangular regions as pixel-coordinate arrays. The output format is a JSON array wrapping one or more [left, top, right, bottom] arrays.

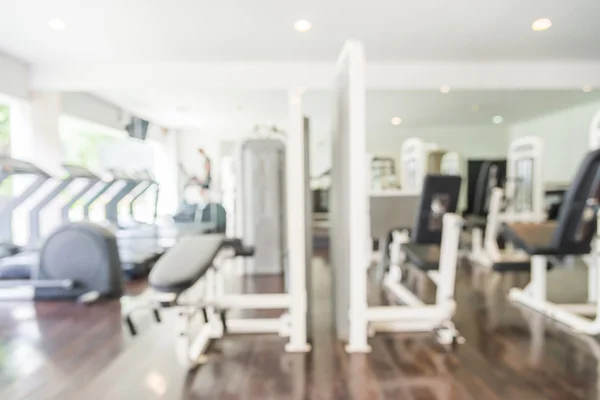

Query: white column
[[150, 128, 180, 215], [9, 93, 63, 244], [285, 87, 310, 353]]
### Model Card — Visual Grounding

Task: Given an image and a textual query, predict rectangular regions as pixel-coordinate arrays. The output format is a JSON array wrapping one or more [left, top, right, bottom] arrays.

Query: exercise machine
[[469, 136, 545, 269], [441, 151, 468, 213], [78, 169, 162, 278], [384, 175, 464, 346], [126, 89, 312, 368], [0, 158, 123, 301], [508, 149, 600, 335], [330, 42, 462, 353], [235, 127, 287, 275], [400, 137, 446, 193]]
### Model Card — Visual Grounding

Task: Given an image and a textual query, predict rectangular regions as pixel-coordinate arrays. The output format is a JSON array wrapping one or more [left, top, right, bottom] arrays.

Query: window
[[0, 104, 9, 154]]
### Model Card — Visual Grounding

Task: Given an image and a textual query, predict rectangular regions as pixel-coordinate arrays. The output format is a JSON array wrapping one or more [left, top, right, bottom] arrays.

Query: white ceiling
[[0, 0, 599, 63], [96, 89, 600, 132]]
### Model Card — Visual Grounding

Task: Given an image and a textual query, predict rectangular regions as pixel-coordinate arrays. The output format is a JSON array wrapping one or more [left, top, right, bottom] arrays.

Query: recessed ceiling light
[[48, 18, 67, 31], [471, 104, 481, 112], [583, 84, 593, 93], [492, 115, 504, 124], [440, 85, 451, 94], [391, 117, 402, 126], [294, 20, 312, 32], [532, 18, 552, 31]]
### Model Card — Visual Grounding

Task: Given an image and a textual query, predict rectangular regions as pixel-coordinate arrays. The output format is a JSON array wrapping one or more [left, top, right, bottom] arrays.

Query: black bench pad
[[403, 243, 440, 271], [149, 234, 225, 293], [222, 238, 255, 257], [502, 222, 558, 255], [492, 253, 531, 272]]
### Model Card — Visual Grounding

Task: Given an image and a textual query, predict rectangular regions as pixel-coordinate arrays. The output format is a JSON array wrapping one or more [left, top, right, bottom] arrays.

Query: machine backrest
[[200, 202, 227, 233], [472, 160, 507, 216], [551, 149, 600, 253], [411, 175, 462, 245]]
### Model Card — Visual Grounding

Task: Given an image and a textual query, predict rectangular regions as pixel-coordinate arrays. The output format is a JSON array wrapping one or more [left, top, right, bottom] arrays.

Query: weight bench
[[126, 233, 310, 369], [508, 148, 600, 335], [382, 175, 463, 347]]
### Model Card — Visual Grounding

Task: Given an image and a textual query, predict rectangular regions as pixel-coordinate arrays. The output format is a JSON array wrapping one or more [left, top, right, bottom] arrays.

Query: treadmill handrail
[[0, 157, 52, 178], [83, 180, 118, 219]]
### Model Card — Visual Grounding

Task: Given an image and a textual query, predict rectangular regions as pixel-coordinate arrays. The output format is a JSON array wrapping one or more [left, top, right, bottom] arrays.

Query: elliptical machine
[[0, 158, 123, 302]]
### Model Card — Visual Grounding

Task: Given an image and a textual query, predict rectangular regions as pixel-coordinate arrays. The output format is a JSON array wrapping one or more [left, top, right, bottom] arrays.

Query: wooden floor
[[1, 257, 600, 400]]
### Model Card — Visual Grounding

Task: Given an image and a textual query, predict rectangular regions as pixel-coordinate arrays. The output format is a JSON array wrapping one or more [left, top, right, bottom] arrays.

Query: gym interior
[[0, 2, 600, 399]]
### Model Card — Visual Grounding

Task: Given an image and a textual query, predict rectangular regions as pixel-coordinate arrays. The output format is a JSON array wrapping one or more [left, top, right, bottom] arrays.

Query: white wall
[[368, 125, 509, 160], [61, 92, 123, 131], [0, 52, 28, 101], [509, 100, 600, 183], [311, 125, 508, 179]]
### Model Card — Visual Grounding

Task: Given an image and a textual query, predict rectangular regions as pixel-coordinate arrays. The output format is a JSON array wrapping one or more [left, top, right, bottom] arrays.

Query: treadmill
[[0, 161, 108, 278], [81, 169, 162, 278], [112, 169, 215, 247], [0, 158, 51, 278], [126, 170, 159, 228]]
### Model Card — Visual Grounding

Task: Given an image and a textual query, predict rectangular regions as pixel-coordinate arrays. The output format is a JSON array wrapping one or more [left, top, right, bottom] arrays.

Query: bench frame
[[165, 246, 310, 368], [508, 225, 600, 336], [346, 213, 462, 353]]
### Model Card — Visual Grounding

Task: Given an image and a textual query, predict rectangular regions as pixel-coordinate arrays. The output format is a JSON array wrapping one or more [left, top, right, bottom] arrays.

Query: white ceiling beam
[[30, 61, 600, 91]]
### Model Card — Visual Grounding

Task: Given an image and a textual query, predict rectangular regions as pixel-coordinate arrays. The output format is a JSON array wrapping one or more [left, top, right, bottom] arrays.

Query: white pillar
[[285, 87, 310, 353], [9, 92, 63, 245], [150, 128, 180, 216]]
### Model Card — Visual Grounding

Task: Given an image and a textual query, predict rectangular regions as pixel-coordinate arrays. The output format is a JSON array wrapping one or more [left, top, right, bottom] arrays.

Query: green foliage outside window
[[60, 117, 126, 172]]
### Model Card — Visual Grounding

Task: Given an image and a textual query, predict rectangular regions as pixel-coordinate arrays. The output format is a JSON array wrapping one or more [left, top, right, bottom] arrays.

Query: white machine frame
[[508, 231, 600, 335], [469, 136, 546, 268], [172, 245, 309, 368], [331, 41, 460, 353], [504, 136, 545, 223], [508, 112, 600, 336], [400, 137, 441, 193], [381, 213, 462, 339], [441, 151, 467, 213]]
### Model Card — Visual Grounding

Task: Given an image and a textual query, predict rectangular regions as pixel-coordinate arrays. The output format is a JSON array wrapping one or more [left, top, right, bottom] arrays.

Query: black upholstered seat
[[222, 238, 255, 257], [403, 243, 441, 271], [398, 175, 462, 271], [501, 149, 600, 258], [491, 253, 531, 272], [149, 235, 225, 293]]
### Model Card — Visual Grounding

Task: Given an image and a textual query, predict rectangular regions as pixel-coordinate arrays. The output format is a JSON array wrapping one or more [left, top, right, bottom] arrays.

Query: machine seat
[[149, 234, 225, 294], [222, 238, 255, 257], [502, 222, 559, 255], [402, 243, 441, 271], [464, 215, 487, 229]]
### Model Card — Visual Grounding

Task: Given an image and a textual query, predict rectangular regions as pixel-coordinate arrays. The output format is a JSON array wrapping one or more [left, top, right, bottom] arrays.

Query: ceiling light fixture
[[583, 84, 593, 93], [492, 115, 504, 124], [48, 18, 67, 31], [294, 20, 312, 32], [440, 85, 451, 94], [391, 117, 402, 126], [532, 18, 552, 31]]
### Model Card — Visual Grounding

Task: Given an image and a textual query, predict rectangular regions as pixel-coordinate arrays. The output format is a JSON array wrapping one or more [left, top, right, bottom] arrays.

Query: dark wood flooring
[[1, 256, 599, 399]]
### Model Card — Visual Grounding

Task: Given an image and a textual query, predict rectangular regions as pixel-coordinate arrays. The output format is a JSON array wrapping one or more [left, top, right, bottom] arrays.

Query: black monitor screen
[[126, 117, 150, 140]]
